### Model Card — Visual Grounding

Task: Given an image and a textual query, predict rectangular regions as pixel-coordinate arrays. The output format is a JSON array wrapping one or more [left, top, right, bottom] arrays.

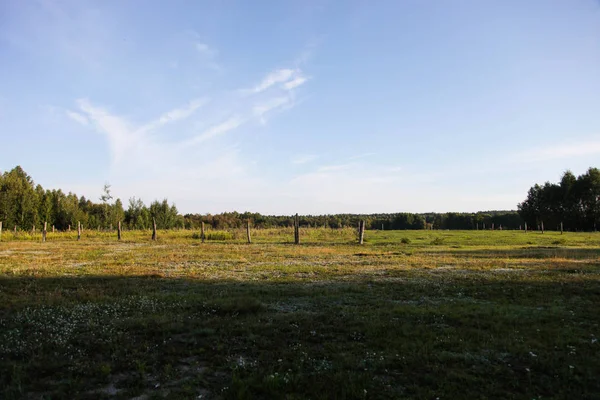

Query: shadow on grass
[[1, 273, 599, 399]]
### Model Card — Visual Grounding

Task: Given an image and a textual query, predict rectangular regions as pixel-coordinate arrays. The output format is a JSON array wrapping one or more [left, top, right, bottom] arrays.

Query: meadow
[[0, 228, 599, 399]]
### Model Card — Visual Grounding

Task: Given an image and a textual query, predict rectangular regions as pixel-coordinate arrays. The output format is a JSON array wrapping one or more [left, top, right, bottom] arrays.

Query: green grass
[[0, 229, 599, 399]]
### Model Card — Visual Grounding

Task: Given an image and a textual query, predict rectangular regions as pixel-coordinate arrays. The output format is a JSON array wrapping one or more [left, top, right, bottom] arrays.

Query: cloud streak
[[282, 76, 308, 90], [247, 68, 308, 94], [253, 97, 290, 124], [76, 99, 138, 163], [183, 116, 246, 146], [138, 98, 208, 134], [66, 110, 89, 126]]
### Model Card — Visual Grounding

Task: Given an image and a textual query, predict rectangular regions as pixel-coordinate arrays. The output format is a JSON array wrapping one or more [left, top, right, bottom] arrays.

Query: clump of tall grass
[[192, 231, 234, 241], [430, 237, 446, 245]]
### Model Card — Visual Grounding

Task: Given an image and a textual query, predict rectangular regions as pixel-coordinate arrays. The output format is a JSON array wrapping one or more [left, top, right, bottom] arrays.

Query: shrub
[[400, 237, 411, 244]]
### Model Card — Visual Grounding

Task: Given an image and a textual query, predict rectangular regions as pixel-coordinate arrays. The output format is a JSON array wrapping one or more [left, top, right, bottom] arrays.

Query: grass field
[[1, 228, 599, 399]]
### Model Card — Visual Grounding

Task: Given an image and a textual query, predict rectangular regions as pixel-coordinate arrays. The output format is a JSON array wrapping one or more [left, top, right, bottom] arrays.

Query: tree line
[[1, 165, 528, 232], [0, 166, 180, 231], [182, 211, 522, 230], [518, 168, 600, 232]]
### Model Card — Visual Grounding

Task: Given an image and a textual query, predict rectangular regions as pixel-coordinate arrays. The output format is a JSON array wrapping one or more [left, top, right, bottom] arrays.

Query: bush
[[400, 237, 411, 244]]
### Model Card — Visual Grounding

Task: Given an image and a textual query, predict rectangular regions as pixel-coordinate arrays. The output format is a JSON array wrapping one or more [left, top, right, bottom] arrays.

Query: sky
[[1, 0, 600, 215]]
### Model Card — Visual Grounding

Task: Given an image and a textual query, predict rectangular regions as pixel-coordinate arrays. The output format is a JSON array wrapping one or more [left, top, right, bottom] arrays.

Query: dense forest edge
[[0, 166, 598, 231]]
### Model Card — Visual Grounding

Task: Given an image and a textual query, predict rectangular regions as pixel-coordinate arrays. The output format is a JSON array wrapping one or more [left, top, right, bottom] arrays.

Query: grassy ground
[[0, 229, 599, 399]]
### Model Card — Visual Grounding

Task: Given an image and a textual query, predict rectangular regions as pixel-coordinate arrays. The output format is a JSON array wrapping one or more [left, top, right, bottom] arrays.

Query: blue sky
[[1, 0, 600, 214]]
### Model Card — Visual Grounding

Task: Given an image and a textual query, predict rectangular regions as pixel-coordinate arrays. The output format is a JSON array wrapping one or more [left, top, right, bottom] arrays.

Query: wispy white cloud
[[291, 154, 318, 165], [185, 30, 220, 70], [253, 97, 290, 124], [184, 116, 245, 146], [138, 98, 208, 134], [65, 110, 89, 126], [282, 76, 308, 91], [75, 99, 140, 164], [59, 53, 317, 213], [158, 98, 207, 124], [252, 69, 296, 93], [195, 42, 216, 57], [247, 67, 309, 95]]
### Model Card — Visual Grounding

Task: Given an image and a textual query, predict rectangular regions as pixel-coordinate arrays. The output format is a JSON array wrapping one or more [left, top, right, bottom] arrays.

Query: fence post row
[[118, 221, 122, 241], [78, 221, 82, 241], [152, 218, 157, 241], [201, 221, 205, 243]]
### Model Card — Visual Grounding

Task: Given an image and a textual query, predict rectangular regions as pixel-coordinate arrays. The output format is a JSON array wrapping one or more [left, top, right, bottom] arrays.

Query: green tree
[[149, 199, 180, 229]]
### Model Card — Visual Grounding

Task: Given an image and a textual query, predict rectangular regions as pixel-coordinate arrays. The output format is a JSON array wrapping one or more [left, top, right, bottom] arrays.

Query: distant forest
[[0, 166, 597, 232]]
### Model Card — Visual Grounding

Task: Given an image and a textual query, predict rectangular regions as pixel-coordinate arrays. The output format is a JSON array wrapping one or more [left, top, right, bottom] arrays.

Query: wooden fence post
[[560, 222, 563, 235], [32, 225, 35, 234], [118, 221, 122, 241], [201, 221, 205, 243], [541, 221, 544, 234], [246, 219, 252, 244], [0, 221, 2, 240], [68, 224, 71, 232], [78, 221, 81, 241], [14, 225, 17, 235], [491, 223, 495, 231], [152, 218, 157, 241], [524, 222, 527, 233], [42, 222, 47, 242], [52, 225, 55, 233], [358, 220, 365, 245], [294, 214, 300, 245], [483, 223, 486, 230]]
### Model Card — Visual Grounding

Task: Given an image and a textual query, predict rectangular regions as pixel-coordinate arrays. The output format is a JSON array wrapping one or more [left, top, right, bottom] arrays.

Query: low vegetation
[[1, 229, 599, 399]]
